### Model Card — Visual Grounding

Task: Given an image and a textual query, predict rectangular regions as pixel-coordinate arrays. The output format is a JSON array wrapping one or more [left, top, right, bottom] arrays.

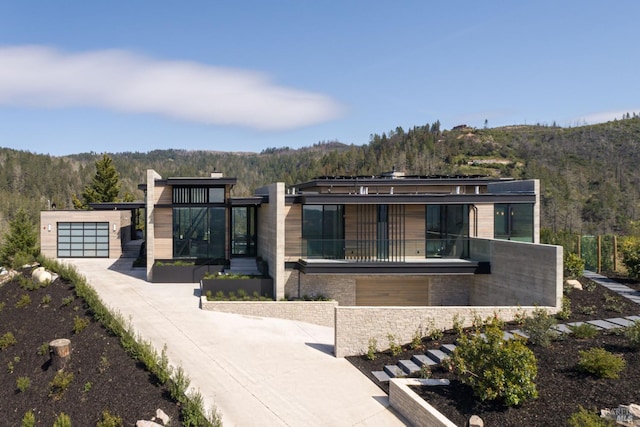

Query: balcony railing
[[287, 238, 492, 263]]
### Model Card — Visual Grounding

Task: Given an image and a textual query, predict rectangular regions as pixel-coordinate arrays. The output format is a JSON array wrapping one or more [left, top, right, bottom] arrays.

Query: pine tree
[[0, 208, 38, 267], [72, 154, 122, 209]]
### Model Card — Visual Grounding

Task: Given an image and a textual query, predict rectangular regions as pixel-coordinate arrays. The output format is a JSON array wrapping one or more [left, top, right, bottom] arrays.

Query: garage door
[[356, 277, 430, 306], [57, 222, 109, 258]]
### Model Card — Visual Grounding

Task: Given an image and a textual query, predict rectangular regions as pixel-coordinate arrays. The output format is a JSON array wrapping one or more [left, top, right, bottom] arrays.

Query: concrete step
[[440, 344, 457, 355], [383, 365, 405, 378], [426, 349, 449, 364], [510, 329, 530, 339], [398, 360, 421, 375], [372, 371, 391, 382], [586, 319, 620, 330], [606, 317, 635, 327], [411, 354, 438, 367]]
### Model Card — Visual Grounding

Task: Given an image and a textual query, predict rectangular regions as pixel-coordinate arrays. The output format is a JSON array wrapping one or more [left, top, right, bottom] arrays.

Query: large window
[[426, 205, 469, 258], [302, 205, 344, 258], [173, 207, 225, 259], [173, 187, 224, 204], [494, 203, 533, 242], [57, 222, 109, 258]]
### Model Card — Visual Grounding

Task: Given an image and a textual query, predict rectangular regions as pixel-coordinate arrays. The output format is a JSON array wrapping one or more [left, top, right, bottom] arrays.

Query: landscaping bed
[[347, 276, 640, 426], [0, 267, 183, 426]]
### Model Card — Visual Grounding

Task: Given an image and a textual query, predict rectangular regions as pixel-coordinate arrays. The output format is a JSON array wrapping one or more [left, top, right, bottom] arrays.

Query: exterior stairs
[[227, 257, 261, 275], [121, 240, 144, 258]]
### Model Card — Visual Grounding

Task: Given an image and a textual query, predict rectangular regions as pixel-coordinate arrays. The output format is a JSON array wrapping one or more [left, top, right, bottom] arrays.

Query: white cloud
[[575, 109, 640, 125], [0, 45, 344, 130]]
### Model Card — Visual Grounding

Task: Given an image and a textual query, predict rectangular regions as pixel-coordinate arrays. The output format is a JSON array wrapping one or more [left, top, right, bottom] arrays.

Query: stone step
[[510, 329, 529, 339], [502, 331, 515, 340], [372, 371, 391, 383], [568, 321, 602, 330], [426, 349, 449, 364], [383, 365, 405, 378], [552, 324, 572, 334], [440, 344, 457, 355], [398, 360, 421, 375], [411, 354, 438, 367], [606, 317, 635, 327], [586, 319, 620, 330], [626, 315, 640, 322]]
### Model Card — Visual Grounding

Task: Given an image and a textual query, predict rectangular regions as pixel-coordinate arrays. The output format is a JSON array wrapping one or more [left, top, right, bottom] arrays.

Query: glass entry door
[[231, 207, 257, 256]]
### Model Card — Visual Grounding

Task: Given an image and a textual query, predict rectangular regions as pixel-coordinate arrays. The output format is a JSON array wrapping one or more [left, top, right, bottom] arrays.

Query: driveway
[[65, 258, 408, 426]]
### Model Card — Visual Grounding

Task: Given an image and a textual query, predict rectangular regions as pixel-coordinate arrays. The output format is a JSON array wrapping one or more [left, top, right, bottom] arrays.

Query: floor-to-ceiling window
[[494, 203, 533, 242], [232, 206, 257, 256], [426, 205, 469, 258], [172, 186, 227, 260], [302, 205, 344, 258]]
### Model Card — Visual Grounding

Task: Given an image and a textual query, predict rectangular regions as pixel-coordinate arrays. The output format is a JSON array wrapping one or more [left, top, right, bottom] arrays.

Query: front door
[[231, 207, 257, 257]]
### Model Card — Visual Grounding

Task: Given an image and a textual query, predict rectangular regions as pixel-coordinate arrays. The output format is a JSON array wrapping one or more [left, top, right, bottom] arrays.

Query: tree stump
[[50, 338, 71, 370]]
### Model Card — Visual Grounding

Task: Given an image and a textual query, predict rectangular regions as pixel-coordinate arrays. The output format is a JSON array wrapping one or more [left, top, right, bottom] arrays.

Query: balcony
[[288, 238, 492, 275]]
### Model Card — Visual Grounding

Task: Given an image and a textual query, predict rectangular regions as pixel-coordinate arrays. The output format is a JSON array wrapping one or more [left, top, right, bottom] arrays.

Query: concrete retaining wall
[[201, 298, 338, 328], [389, 379, 456, 427], [334, 305, 549, 357]]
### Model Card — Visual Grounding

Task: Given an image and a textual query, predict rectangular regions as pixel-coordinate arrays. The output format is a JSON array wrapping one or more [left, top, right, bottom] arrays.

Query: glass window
[[494, 204, 533, 242], [302, 205, 344, 258], [173, 186, 225, 204], [173, 207, 226, 260], [425, 205, 468, 258]]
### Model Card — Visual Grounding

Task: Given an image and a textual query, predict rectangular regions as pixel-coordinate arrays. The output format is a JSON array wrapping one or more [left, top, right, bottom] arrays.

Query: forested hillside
[[1, 116, 639, 241]]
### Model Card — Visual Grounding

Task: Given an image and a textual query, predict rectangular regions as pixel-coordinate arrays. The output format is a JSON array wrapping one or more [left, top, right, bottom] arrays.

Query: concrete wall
[[146, 169, 162, 281], [389, 379, 456, 427], [40, 210, 126, 259], [200, 298, 338, 327], [334, 305, 549, 357], [256, 183, 285, 300]]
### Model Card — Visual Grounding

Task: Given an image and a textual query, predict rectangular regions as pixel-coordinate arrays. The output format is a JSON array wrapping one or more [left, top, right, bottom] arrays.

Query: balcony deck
[[295, 257, 490, 275]]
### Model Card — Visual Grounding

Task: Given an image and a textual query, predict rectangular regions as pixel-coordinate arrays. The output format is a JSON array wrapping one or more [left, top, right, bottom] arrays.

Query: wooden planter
[[200, 278, 274, 299], [152, 262, 225, 283]]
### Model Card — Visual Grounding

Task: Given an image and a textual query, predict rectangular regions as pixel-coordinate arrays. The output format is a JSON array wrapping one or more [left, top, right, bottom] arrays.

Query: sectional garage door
[[57, 222, 109, 258]]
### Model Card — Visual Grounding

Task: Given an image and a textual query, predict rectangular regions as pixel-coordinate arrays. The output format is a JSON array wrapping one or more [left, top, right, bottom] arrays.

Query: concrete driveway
[[64, 258, 408, 427]]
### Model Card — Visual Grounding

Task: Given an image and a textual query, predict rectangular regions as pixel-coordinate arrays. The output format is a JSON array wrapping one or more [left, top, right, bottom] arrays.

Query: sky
[[0, 1, 639, 156]]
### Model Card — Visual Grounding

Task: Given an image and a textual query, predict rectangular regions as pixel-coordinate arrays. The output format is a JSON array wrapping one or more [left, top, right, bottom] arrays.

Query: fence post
[[597, 235, 602, 273], [613, 235, 617, 272]]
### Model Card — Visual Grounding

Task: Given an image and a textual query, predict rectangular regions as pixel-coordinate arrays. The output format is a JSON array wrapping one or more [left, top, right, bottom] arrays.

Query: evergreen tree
[[72, 154, 122, 209], [0, 208, 38, 267]]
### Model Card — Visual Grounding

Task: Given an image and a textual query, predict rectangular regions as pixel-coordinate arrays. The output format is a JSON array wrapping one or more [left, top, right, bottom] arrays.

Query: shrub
[[53, 413, 71, 427], [15, 294, 31, 308], [567, 406, 614, 427], [523, 308, 558, 347], [97, 410, 123, 427], [625, 320, 640, 350], [40, 294, 52, 306], [603, 294, 625, 313], [0, 331, 17, 350], [557, 296, 572, 320], [0, 208, 39, 267], [577, 347, 626, 379], [366, 337, 378, 360], [620, 236, 640, 280], [387, 333, 402, 356], [16, 376, 31, 392], [579, 305, 597, 315], [452, 314, 465, 335], [419, 364, 431, 379], [451, 317, 538, 406], [20, 410, 36, 427], [73, 315, 90, 334], [182, 391, 209, 427], [61, 296, 74, 306], [49, 370, 74, 399], [583, 280, 597, 292], [37, 342, 49, 356], [83, 381, 92, 392], [410, 328, 423, 350], [169, 366, 191, 404], [564, 251, 585, 278], [569, 323, 599, 339]]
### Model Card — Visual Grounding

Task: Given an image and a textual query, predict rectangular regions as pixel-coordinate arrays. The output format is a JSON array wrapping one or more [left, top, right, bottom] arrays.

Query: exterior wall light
[[47, 224, 51, 232], [113, 223, 117, 232]]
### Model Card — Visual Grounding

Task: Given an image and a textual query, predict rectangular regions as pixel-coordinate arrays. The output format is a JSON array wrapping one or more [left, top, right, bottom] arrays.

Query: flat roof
[[294, 175, 513, 190]]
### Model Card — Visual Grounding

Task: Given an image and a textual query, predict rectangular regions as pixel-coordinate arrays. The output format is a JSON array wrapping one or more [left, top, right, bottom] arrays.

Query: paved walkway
[[64, 258, 408, 427]]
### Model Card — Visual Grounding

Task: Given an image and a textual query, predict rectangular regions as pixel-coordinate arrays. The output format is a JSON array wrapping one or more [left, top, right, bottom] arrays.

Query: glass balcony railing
[[287, 238, 493, 263]]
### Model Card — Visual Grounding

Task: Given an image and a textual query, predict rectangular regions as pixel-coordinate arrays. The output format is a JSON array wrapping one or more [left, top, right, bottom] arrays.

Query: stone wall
[[389, 379, 456, 427], [255, 183, 285, 300], [201, 298, 337, 327], [334, 305, 548, 357]]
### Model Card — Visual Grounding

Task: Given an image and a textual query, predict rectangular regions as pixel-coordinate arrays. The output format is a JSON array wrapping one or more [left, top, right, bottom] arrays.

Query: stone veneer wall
[[389, 379, 456, 427], [334, 305, 549, 357], [200, 298, 337, 327], [255, 183, 285, 300]]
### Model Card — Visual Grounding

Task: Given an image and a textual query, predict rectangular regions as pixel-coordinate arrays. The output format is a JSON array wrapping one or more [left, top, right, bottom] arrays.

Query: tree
[[0, 208, 38, 267], [72, 154, 122, 209]]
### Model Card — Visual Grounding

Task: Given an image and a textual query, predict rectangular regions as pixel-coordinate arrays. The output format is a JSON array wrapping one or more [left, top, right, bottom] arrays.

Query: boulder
[[565, 279, 582, 291], [155, 409, 170, 425], [136, 421, 163, 427], [469, 414, 484, 427]]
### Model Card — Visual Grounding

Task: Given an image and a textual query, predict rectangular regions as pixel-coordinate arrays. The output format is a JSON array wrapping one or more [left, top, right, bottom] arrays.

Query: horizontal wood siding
[[475, 204, 494, 239], [155, 184, 172, 205], [404, 205, 424, 258], [154, 207, 173, 258], [356, 277, 431, 306]]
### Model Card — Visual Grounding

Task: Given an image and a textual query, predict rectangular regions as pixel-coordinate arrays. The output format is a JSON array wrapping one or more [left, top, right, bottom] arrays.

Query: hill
[[1, 116, 640, 238]]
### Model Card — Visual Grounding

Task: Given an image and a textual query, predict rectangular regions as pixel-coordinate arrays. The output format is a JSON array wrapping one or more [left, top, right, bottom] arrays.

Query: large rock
[[469, 414, 484, 427], [136, 421, 163, 427], [565, 279, 582, 291], [155, 409, 170, 425]]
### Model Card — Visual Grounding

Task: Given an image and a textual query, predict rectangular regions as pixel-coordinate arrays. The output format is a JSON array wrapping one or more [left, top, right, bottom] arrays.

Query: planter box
[[151, 263, 225, 283], [200, 278, 273, 299]]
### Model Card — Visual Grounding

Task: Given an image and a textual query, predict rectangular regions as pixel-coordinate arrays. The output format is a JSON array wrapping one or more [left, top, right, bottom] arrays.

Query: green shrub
[[61, 296, 74, 306], [73, 315, 89, 334], [451, 317, 538, 406], [452, 314, 465, 335], [41, 294, 52, 306], [557, 296, 572, 320], [16, 376, 31, 392], [20, 410, 36, 427], [523, 308, 558, 347], [583, 280, 597, 292], [37, 342, 49, 356], [577, 347, 626, 379], [182, 391, 209, 427], [169, 366, 191, 404], [83, 381, 92, 392], [578, 305, 597, 315], [49, 370, 74, 399], [53, 412, 71, 427], [0, 331, 17, 350], [625, 320, 640, 350], [567, 405, 615, 427], [603, 294, 625, 313], [564, 251, 585, 278], [97, 410, 123, 427], [366, 337, 378, 360], [410, 329, 423, 350], [15, 294, 31, 308], [569, 323, 599, 339], [620, 236, 640, 280], [387, 334, 402, 356]]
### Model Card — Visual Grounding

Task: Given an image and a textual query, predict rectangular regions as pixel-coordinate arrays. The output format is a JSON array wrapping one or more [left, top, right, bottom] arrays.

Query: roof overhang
[[88, 202, 145, 210], [294, 259, 490, 274], [288, 193, 536, 205]]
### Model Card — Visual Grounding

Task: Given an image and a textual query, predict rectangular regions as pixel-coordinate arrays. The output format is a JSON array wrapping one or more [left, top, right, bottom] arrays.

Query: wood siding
[[285, 204, 301, 260], [356, 277, 431, 306]]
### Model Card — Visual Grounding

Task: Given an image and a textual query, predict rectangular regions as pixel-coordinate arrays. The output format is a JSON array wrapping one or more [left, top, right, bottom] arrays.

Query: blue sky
[[0, 1, 638, 156]]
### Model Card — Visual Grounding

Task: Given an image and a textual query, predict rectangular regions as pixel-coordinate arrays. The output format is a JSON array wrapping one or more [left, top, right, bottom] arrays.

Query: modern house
[[41, 168, 562, 356]]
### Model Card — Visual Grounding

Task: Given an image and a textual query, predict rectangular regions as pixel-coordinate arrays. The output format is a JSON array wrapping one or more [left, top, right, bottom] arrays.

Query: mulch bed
[[347, 276, 640, 426], [0, 267, 182, 427]]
